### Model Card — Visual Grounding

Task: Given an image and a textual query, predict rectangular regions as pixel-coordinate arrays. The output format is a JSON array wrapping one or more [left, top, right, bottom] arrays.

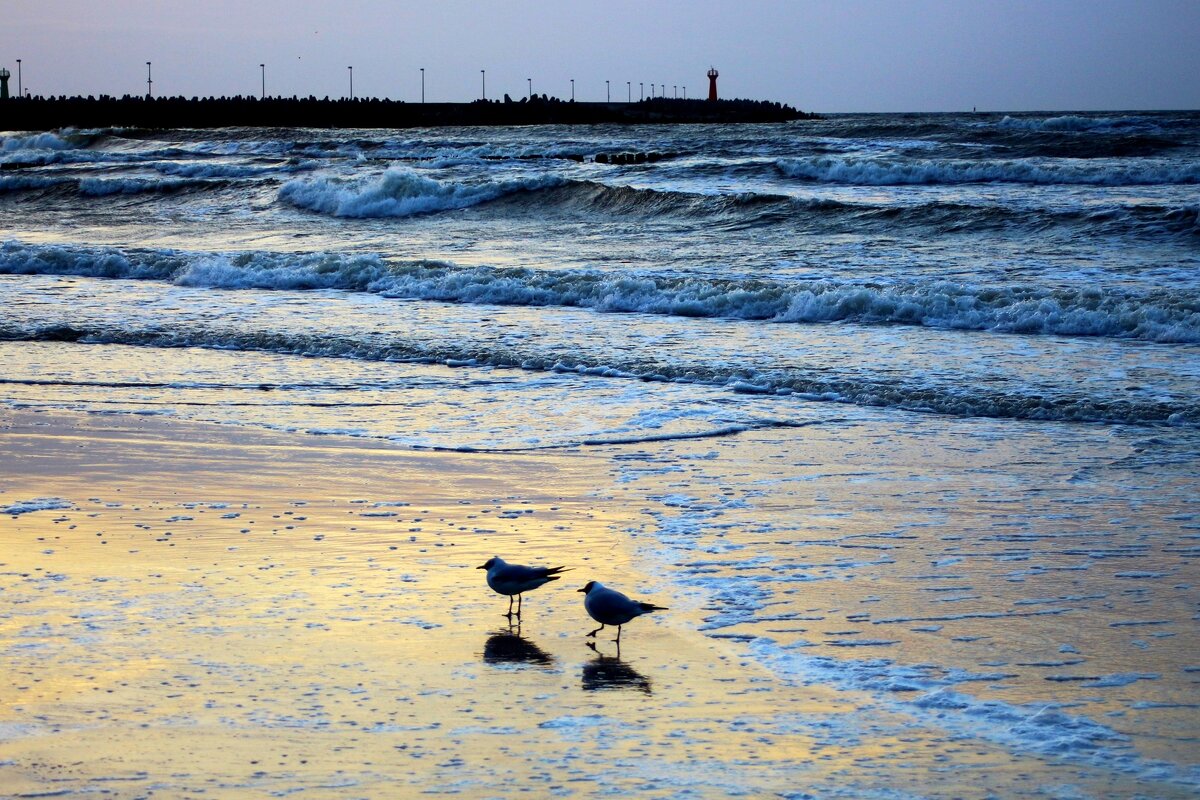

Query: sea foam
[[776, 155, 1200, 186], [3, 241, 1197, 345]]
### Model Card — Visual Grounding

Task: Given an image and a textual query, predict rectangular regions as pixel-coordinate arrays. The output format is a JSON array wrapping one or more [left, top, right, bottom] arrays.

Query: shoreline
[[2, 408, 1191, 798]]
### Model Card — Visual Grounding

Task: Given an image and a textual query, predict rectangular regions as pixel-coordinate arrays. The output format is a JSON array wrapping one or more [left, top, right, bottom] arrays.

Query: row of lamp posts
[[8, 61, 687, 103]]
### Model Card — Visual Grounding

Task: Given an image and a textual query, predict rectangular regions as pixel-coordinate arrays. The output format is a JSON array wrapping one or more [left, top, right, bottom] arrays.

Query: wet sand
[[0, 410, 1190, 799]]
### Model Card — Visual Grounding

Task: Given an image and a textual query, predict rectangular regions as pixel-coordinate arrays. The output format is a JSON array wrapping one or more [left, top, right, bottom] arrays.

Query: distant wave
[[5, 157, 1193, 236], [0, 175, 73, 194], [775, 155, 1200, 186], [276, 175, 1198, 238], [78, 176, 234, 196], [3, 241, 1199, 344], [0, 136, 311, 176], [996, 114, 1154, 132], [151, 160, 303, 179], [2, 320, 1195, 427], [0, 131, 74, 153], [278, 166, 567, 217], [490, 180, 799, 221], [503, 182, 1200, 237], [0, 174, 244, 197]]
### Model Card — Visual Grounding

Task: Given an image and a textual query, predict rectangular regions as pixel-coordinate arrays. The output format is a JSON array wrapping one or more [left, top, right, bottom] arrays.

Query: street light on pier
[[146, 61, 152, 98], [674, 85, 677, 99], [626, 81, 631, 102], [650, 83, 655, 98], [527, 77, 532, 98], [481, 69, 486, 100], [570, 78, 574, 101], [15, 59, 21, 98], [348, 66, 353, 100], [260, 64, 265, 99], [639, 82, 643, 101], [420, 68, 425, 103], [606, 80, 610, 103]]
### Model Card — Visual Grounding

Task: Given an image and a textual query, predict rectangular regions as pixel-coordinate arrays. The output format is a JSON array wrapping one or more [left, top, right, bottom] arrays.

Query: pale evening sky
[[2, 0, 1197, 112]]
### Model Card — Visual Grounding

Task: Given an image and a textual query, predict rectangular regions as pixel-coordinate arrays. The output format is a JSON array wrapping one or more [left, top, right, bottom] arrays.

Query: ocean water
[[3, 111, 1200, 791]]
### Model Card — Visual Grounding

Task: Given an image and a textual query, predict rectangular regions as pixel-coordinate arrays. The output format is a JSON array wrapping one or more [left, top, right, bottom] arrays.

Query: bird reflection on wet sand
[[582, 641, 652, 694], [481, 626, 555, 668]]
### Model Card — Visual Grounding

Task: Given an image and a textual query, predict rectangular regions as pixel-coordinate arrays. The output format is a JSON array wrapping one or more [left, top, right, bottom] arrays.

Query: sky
[[2, 0, 1198, 112]]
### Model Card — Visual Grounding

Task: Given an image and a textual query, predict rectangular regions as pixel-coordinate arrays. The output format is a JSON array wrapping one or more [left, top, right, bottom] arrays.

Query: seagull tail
[[543, 566, 572, 576], [638, 602, 668, 613]]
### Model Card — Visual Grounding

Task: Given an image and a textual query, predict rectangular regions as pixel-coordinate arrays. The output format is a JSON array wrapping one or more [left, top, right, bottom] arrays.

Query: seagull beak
[[476, 564, 487, 569], [576, 587, 587, 592]]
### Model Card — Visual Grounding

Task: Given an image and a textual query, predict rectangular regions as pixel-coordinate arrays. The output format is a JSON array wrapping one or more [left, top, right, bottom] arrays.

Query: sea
[[2, 111, 1199, 792]]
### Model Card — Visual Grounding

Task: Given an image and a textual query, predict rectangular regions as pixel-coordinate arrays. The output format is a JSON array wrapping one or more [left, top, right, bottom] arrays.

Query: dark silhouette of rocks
[[594, 151, 675, 164], [1, 94, 813, 129]]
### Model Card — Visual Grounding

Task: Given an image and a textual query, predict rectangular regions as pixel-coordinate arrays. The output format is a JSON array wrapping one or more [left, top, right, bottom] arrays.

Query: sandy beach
[[2, 408, 1194, 799], [0, 409, 836, 799]]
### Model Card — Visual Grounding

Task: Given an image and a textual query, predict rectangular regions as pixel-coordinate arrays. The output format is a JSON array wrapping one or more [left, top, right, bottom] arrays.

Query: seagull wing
[[497, 563, 568, 583]]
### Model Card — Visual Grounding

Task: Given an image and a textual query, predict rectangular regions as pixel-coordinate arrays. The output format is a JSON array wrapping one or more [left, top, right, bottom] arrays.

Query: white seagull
[[477, 556, 569, 618], [578, 580, 667, 643]]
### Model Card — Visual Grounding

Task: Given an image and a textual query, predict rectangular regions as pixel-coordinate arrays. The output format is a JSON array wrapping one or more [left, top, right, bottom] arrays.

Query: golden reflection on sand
[[0, 411, 1183, 799]]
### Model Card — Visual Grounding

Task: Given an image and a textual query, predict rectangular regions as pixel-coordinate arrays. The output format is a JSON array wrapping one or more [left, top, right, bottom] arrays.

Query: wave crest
[[1, 131, 73, 153], [2, 320, 1195, 427], [3, 242, 1198, 344], [278, 166, 566, 218], [775, 155, 1200, 186], [996, 114, 1152, 132]]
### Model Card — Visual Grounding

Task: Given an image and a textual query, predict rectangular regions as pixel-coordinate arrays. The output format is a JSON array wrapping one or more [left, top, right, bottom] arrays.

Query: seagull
[[477, 556, 568, 618], [578, 581, 667, 643]]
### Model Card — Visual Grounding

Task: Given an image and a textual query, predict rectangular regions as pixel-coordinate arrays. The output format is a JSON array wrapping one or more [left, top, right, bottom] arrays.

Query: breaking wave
[[775, 155, 1200, 185], [996, 114, 1154, 132], [278, 167, 567, 218], [3, 241, 1199, 344], [1, 131, 74, 152], [78, 176, 234, 196]]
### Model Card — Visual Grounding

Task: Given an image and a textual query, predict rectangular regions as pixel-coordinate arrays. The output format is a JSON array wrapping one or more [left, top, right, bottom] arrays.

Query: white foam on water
[[3, 497, 72, 515], [278, 166, 566, 218], [776, 155, 1200, 186]]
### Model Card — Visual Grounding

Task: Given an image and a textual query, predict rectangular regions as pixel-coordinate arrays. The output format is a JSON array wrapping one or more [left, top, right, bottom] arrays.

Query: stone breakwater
[[2, 95, 811, 130]]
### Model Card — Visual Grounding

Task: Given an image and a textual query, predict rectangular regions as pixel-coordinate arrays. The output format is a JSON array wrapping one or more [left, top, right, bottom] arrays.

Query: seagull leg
[[516, 594, 522, 617], [614, 625, 622, 644], [587, 624, 605, 638], [505, 595, 514, 618]]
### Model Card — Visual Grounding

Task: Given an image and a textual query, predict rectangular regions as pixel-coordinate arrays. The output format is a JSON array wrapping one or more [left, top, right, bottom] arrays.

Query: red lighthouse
[[707, 67, 719, 101]]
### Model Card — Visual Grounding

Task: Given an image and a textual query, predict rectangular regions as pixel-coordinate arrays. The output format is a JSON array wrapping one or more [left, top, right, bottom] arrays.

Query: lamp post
[[260, 63, 265, 99], [639, 82, 643, 101], [348, 66, 353, 100], [481, 69, 485, 100], [420, 68, 424, 103], [146, 61, 152, 98], [683, 86, 687, 100], [650, 83, 655, 98], [570, 78, 574, 101], [15, 59, 20, 98], [674, 85, 677, 99], [527, 77, 532, 98], [627, 81, 631, 102], [606, 80, 610, 103]]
